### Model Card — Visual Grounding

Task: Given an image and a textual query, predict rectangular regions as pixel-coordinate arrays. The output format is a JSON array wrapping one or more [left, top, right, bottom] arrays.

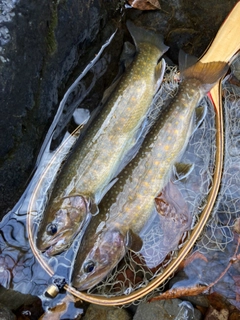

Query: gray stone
[[0, 285, 40, 311], [182, 295, 210, 308], [133, 299, 202, 320], [82, 304, 132, 320]]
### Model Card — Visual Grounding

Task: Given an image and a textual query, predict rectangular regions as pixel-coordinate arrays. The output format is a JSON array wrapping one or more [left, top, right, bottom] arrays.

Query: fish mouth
[[72, 275, 101, 291], [45, 244, 63, 256]]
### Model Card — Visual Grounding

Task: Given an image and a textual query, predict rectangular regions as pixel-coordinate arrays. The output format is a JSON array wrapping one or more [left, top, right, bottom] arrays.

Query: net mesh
[[81, 64, 217, 298], [195, 78, 240, 254]]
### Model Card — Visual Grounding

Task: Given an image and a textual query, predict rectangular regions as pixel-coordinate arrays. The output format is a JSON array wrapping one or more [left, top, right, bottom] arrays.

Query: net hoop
[[27, 83, 223, 306]]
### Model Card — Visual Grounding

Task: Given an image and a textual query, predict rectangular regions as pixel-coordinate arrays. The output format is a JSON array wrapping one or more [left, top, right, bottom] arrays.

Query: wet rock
[[133, 299, 202, 320], [0, 285, 42, 312], [0, 304, 16, 320], [82, 304, 132, 320], [127, 0, 239, 63], [0, 0, 119, 218], [13, 298, 44, 320], [182, 295, 210, 308]]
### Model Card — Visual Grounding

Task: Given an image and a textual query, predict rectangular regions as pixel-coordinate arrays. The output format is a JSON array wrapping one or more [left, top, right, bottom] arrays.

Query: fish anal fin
[[173, 162, 194, 182], [125, 229, 143, 252]]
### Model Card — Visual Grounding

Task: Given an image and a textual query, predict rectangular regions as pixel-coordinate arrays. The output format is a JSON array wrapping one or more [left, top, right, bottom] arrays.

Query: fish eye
[[46, 223, 58, 235], [83, 260, 95, 273]]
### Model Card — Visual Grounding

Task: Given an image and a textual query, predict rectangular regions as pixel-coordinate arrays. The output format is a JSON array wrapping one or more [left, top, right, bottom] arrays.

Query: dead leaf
[[128, 0, 161, 10], [204, 306, 229, 320], [149, 284, 208, 302], [232, 275, 240, 302], [178, 251, 208, 271]]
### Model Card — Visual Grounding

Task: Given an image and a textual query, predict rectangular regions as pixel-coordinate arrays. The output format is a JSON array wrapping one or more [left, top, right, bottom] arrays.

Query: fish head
[[72, 228, 126, 291], [36, 195, 90, 256]]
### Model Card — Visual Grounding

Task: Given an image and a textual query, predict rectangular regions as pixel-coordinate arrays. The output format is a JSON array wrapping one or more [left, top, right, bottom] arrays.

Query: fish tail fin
[[126, 20, 169, 54], [179, 51, 228, 90]]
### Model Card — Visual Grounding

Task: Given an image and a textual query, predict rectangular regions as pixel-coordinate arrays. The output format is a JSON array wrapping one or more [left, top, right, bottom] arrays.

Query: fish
[[36, 21, 168, 256], [71, 57, 228, 290]]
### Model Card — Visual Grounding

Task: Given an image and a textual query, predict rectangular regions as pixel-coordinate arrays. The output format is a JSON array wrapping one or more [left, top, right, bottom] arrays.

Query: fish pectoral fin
[[99, 177, 119, 201], [89, 201, 99, 216], [125, 229, 143, 253], [173, 162, 194, 182], [193, 104, 207, 133], [154, 58, 166, 93]]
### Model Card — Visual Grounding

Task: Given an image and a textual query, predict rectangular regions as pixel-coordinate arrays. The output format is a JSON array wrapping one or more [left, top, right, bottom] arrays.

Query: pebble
[[133, 298, 202, 320], [82, 304, 132, 320]]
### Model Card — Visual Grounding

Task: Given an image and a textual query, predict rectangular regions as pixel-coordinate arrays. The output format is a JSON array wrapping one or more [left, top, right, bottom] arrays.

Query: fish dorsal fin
[[173, 162, 194, 182], [125, 229, 143, 252], [126, 20, 169, 54]]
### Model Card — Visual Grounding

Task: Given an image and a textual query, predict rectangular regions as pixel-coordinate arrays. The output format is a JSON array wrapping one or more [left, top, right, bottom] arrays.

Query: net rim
[[27, 83, 223, 306]]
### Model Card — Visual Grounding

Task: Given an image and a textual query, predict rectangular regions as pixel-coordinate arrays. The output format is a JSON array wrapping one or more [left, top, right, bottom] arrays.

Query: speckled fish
[[71, 58, 228, 290], [36, 21, 168, 256]]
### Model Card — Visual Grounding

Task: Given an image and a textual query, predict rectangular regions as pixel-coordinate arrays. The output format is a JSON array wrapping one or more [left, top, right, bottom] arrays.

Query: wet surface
[[1, 1, 240, 319]]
